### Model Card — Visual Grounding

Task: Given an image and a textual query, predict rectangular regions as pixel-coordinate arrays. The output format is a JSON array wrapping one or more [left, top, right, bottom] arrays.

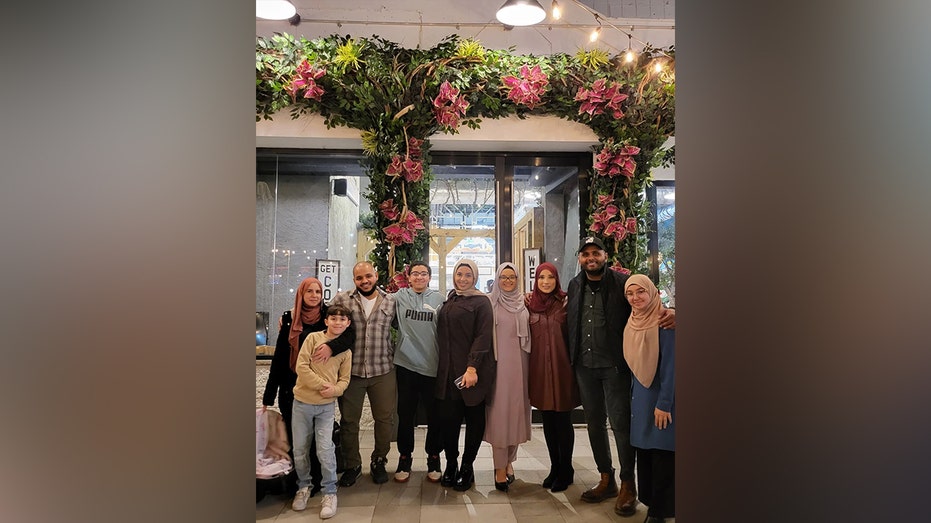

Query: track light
[[256, 0, 296, 20], [496, 0, 547, 27]]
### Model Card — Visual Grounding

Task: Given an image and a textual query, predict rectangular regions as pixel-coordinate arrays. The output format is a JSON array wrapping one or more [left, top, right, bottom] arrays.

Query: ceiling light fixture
[[256, 0, 296, 20], [496, 0, 547, 27]]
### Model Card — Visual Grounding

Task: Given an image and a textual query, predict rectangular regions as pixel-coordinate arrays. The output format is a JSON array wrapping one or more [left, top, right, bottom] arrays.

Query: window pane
[[656, 184, 676, 307]]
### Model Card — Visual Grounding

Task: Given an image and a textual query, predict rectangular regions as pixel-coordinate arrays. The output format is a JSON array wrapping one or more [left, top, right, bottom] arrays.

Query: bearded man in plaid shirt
[[330, 261, 397, 486]]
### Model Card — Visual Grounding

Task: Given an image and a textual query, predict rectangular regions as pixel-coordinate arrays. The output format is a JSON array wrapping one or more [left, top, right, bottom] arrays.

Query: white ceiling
[[256, 0, 674, 56]]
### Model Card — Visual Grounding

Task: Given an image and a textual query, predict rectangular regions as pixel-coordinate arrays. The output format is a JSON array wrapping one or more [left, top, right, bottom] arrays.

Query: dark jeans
[[278, 391, 322, 489], [575, 365, 635, 481], [395, 365, 442, 457], [636, 448, 675, 518], [435, 397, 485, 466]]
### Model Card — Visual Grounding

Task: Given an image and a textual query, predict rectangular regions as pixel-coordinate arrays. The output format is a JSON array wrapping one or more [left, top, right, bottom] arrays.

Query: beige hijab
[[448, 259, 486, 298], [623, 274, 662, 388]]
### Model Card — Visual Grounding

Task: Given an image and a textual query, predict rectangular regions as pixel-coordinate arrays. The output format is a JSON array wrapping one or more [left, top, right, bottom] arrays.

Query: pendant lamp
[[496, 0, 547, 27], [256, 0, 297, 20]]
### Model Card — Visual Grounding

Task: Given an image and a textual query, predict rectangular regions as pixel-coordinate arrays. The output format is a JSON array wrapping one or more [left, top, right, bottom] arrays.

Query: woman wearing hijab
[[525, 262, 580, 492], [483, 262, 532, 492], [434, 259, 495, 492], [262, 277, 356, 496], [623, 275, 675, 523]]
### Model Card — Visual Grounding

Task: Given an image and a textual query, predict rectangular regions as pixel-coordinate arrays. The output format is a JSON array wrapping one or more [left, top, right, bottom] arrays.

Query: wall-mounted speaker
[[333, 178, 348, 196]]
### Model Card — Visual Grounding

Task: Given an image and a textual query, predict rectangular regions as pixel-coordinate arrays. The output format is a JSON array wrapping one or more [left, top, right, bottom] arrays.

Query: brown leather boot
[[580, 471, 618, 503], [614, 479, 638, 516]]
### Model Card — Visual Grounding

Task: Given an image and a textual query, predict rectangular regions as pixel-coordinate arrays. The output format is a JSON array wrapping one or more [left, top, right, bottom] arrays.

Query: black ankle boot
[[440, 459, 458, 487], [542, 467, 557, 489], [453, 464, 474, 491], [550, 463, 574, 492]]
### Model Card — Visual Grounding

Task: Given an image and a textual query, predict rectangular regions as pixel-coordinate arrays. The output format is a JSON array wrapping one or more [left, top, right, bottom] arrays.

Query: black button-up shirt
[[580, 280, 613, 368]]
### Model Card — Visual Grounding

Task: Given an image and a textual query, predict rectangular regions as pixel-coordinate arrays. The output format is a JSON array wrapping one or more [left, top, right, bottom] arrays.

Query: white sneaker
[[291, 487, 310, 511], [394, 470, 411, 482], [319, 493, 338, 519]]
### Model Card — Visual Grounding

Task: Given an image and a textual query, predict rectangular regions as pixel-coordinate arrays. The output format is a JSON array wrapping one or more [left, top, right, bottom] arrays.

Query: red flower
[[401, 158, 423, 183], [407, 137, 423, 159], [386, 155, 424, 183], [386, 155, 404, 178], [401, 210, 426, 233], [501, 64, 549, 109], [386, 270, 410, 293], [379, 199, 400, 220], [609, 265, 632, 275], [433, 81, 469, 131], [575, 78, 628, 119], [604, 221, 628, 242], [383, 210, 426, 246], [625, 217, 638, 234], [593, 142, 641, 178], [288, 60, 327, 102], [383, 222, 413, 246]]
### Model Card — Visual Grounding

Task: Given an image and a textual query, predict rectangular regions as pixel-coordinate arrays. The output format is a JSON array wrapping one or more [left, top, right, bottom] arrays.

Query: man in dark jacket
[[567, 236, 675, 517]]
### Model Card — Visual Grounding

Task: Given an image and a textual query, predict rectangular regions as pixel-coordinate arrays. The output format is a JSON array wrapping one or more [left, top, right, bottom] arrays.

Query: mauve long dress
[[483, 307, 531, 448]]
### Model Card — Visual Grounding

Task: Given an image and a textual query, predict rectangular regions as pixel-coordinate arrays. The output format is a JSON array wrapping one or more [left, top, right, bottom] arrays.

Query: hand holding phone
[[454, 374, 465, 389]]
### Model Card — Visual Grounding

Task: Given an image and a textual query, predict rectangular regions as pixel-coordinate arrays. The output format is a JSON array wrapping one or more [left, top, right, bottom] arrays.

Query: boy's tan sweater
[[292, 330, 352, 405]]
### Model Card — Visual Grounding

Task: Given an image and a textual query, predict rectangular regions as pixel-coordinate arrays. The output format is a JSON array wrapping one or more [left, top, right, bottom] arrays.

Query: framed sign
[[523, 248, 542, 294], [316, 259, 340, 304]]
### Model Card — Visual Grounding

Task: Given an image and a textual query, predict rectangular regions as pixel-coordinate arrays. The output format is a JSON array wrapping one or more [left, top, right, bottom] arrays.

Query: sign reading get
[[316, 259, 340, 304]]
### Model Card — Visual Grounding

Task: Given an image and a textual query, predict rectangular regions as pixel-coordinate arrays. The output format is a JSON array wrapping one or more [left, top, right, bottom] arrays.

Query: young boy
[[291, 305, 353, 519]]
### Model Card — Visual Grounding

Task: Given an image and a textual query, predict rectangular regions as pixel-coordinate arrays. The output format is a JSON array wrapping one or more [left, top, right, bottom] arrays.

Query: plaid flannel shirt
[[332, 288, 396, 378]]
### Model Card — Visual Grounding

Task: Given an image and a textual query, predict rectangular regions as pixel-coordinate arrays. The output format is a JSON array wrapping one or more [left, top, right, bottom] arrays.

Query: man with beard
[[331, 262, 397, 486], [567, 237, 675, 517]]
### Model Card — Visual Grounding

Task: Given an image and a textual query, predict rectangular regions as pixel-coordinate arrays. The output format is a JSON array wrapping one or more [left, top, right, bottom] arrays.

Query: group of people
[[261, 236, 676, 522]]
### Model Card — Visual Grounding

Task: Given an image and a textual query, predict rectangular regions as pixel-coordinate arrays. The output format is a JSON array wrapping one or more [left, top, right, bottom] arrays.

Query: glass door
[[427, 152, 592, 295]]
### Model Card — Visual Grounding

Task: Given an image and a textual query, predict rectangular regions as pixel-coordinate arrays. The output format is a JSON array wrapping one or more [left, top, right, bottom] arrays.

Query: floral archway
[[256, 33, 674, 287]]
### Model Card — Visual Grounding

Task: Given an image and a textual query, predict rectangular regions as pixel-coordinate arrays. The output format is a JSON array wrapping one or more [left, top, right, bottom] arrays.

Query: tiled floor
[[256, 425, 675, 522]]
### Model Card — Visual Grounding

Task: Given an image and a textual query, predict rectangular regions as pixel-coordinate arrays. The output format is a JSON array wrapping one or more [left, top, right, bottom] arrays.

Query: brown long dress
[[528, 296, 580, 411]]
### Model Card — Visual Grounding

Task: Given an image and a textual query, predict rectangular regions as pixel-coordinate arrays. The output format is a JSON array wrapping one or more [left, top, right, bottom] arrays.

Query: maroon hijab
[[526, 262, 566, 313]]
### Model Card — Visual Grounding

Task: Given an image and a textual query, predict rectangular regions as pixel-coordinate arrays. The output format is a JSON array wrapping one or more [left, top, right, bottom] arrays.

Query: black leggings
[[435, 397, 486, 466], [540, 410, 575, 473], [636, 448, 675, 518]]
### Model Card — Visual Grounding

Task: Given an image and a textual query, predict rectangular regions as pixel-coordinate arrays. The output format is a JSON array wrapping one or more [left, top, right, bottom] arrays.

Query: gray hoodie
[[392, 287, 444, 377]]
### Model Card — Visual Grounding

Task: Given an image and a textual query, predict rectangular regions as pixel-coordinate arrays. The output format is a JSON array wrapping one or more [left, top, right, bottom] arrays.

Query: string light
[[551, 0, 561, 20], [623, 32, 636, 63], [589, 23, 601, 42]]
